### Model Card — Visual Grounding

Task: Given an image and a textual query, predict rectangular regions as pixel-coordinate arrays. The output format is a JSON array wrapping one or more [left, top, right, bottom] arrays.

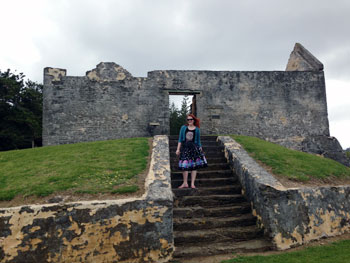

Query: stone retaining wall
[[0, 135, 173, 263], [218, 136, 350, 250]]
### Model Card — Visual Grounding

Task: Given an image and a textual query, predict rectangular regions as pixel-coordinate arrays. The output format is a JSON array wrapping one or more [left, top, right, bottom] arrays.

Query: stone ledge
[[0, 135, 173, 263], [218, 136, 350, 250]]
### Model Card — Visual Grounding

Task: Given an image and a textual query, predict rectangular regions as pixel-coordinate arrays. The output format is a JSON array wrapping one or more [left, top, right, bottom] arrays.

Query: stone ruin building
[[43, 43, 349, 166]]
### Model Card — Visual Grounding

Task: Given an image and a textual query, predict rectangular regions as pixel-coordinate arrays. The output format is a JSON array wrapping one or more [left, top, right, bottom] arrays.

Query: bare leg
[[179, 171, 189, 188], [190, 170, 197, 188]]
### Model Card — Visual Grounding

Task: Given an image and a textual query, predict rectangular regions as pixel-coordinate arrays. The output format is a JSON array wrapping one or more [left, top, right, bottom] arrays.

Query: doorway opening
[[169, 93, 197, 135]]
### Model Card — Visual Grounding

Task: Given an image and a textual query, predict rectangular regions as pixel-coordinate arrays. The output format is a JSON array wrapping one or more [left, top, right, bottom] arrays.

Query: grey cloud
[[15, 0, 350, 82]]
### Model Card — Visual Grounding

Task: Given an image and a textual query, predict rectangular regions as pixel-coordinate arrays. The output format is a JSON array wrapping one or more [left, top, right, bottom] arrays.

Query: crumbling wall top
[[85, 62, 133, 81]]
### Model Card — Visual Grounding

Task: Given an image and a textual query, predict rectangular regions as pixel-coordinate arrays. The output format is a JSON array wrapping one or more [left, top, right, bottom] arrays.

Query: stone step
[[174, 225, 263, 245], [173, 214, 256, 231], [173, 203, 251, 218], [202, 156, 227, 163], [170, 151, 224, 158], [173, 238, 272, 258], [169, 135, 217, 141], [174, 194, 247, 208], [169, 145, 224, 152], [171, 170, 234, 179], [169, 140, 219, 147], [171, 163, 231, 172], [172, 185, 241, 197], [171, 177, 238, 188]]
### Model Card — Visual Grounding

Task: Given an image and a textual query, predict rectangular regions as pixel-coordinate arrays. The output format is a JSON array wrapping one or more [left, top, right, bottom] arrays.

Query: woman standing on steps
[[176, 114, 208, 189]]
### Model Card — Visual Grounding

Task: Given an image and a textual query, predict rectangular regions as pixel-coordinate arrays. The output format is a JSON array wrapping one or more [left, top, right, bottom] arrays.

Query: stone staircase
[[169, 135, 272, 259]]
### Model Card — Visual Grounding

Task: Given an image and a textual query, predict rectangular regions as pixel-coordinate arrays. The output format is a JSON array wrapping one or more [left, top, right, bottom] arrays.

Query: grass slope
[[231, 135, 350, 181], [0, 138, 149, 201], [222, 240, 350, 263]]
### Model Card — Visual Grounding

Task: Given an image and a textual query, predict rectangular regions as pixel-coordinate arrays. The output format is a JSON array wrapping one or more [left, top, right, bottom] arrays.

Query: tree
[[0, 69, 43, 151], [346, 148, 350, 159], [169, 96, 190, 135]]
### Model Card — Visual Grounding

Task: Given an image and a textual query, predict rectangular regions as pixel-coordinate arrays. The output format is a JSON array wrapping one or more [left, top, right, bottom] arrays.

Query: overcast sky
[[1, 0, 349, 148]]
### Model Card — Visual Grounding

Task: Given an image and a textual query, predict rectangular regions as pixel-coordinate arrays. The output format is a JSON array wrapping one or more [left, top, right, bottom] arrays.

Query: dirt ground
[[176, 232, 350, 263]]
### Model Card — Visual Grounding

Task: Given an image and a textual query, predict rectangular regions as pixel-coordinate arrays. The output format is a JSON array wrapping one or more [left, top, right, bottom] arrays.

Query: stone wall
[[218, 136, 350, 250], [42, 43, 348, 165], [0, 136, 174, 263], [43, 63, 169, 146]]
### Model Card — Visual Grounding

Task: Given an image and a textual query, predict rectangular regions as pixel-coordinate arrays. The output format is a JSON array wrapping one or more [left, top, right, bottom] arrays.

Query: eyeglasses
[[187, 119, 194, 121]]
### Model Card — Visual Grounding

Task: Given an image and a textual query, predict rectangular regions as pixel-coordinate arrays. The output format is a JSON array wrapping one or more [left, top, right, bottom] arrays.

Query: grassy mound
[[231, 135, 350, 181], [222, 239, 350, 263], [0, 138, 149, 201]]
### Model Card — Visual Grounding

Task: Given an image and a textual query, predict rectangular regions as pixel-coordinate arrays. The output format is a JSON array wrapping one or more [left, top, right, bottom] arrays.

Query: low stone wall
[[0, 135, 173, 263], [218, 136, 350, 250]]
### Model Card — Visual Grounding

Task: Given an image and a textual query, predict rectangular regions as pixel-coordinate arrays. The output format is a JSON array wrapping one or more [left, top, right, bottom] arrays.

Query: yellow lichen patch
[[252, 208, 257, 217], [47, 68, 66, 81], [50, 206, 168, 261], [290, 227, 303, 244], [87, 70, 100, 81], [300, 191, 311, 200], [122, 114, 129, 121], [57, 229, 63, 237], [58, 219, 127, 262], [274, 232, 297, 250], [2, 208, 56, 261], [280, 116, 287, 125], [68, 217, 82, 236], [274, 227, 304, 250], [147, 249, 162, 262], [160, 238, 172, 250], [29, 226, 41, 233], [274, 207, 350, 250], [116, 72, 126, 80], [30, 238, 42, 250], [313, 189, 323, 198], [120, 207, 167, 226], [306, 209, 349, 239], [56, 205, 169, 263]]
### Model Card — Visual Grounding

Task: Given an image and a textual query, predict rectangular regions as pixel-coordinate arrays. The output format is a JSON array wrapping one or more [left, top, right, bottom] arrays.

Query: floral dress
[[178, 128, 208, 171]]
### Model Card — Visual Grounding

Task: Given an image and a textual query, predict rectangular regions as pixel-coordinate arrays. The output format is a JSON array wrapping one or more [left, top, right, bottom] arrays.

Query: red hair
[[186, 114, 200, 128]]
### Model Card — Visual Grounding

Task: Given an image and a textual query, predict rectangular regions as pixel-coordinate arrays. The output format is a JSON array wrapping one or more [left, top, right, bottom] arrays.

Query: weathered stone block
[[0, 136, 173, 263], [218, 136, 350, 250]]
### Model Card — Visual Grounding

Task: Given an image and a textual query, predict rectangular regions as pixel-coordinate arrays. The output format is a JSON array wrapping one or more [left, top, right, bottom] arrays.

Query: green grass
[[222, 240, 350, 263], [0, 138, 149, 201], [231, 135, 350, 181]]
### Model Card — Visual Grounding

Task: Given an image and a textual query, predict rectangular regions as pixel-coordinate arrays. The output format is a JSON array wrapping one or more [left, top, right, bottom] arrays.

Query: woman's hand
[[176, 150, 180, 156], [199, 147, 203, 151]]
